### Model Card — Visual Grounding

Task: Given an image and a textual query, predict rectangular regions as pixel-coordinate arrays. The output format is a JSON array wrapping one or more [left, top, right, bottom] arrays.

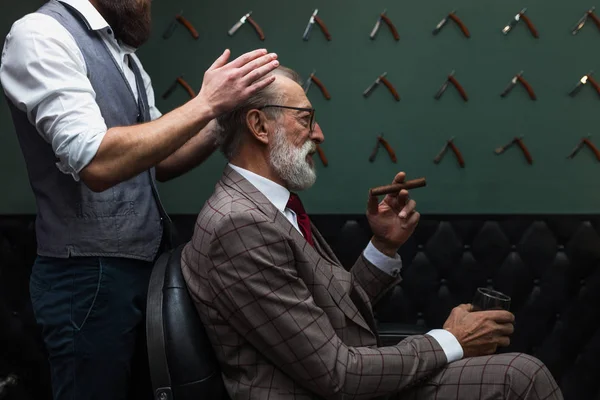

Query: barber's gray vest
[[5, 0, 167, 261]]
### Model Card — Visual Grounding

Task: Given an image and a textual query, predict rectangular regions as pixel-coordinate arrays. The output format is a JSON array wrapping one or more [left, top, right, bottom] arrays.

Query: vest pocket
[[76, 200, 136, 218]]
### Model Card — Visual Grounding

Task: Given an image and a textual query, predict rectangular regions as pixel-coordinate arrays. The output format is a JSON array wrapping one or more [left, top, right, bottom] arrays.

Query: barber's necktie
[[286, 193, 314, 246]]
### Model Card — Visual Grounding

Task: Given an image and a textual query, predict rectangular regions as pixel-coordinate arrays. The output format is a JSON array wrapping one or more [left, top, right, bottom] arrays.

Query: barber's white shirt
[[229, 163, 463, 363], [0, 0, 162, 181]]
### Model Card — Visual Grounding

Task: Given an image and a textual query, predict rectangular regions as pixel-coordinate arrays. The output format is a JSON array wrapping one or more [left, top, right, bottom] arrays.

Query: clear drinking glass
[[472, 287, 511, 311]]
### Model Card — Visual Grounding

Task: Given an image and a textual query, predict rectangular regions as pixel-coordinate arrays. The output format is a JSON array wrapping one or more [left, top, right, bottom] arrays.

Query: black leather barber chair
[[146, 244, 228, 400]]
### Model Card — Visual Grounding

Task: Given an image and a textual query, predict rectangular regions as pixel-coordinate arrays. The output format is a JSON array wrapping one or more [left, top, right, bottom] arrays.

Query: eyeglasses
[[258, 105, 316, 133]]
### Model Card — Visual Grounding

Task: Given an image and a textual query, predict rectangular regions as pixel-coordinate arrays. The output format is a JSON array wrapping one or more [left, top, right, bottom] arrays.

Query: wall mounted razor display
[[363, 72, 400, 101], [228, 11, 265, 40], [433, 10, 470, 38], [500, 71, 537, 100], [370, 9, 400, 41], [435, 70, 468, 102], [502, 8, 539, 38], [303, 9, 331, 41]]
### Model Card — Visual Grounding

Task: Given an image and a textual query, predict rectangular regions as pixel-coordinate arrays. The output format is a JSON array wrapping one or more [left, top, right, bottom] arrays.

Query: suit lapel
[[271, 203, 374, 334], [311, 225, 341, 266], [312, 226, 378, 339], [220, 166, 374, 334]]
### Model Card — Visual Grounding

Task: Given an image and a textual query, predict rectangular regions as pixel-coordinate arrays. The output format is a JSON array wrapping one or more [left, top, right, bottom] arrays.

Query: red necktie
[[286, 193, 314, 246]]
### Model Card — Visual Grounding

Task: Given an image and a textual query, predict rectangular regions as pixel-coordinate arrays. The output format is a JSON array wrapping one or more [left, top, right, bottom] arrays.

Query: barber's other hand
[[443, 304, 515, 358], [198, 49, 279, 118], [367, 172, 419, 257]]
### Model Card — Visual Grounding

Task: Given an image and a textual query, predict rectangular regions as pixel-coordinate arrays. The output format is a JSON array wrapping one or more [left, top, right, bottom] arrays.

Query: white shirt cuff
[[427, 329, 464, 363], [363, 241, 403, 277]]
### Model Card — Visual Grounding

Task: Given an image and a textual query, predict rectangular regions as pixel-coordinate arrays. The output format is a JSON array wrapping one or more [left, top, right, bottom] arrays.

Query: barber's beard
[[95, 0, 152, 48], [269, 127, 317, 191]]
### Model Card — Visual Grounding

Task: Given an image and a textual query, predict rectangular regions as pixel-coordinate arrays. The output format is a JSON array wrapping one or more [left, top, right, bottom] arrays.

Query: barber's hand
[[366, 172, 419, 257], [443, 304, 515, 358], [198, 49, 279, 118]]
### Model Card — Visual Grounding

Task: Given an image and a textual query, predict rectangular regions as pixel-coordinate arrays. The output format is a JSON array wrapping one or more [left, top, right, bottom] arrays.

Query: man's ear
[[246, 109, 270, 145]]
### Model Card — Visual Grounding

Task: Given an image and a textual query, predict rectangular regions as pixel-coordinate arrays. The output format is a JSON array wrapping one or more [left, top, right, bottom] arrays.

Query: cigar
[[369, 177, 427, 196]]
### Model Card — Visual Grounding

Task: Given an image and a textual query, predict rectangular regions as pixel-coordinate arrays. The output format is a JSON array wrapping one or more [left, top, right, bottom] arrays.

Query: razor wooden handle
[[247, 16, 265, 41], [587, 75, 600, 97], [448, 13, 470, 38], [177, 77, 196, 98], [176, 15, 199, 39], [518, 76, 537, 100], [520, 13, 539, 38], [379, 136, 397, 162], [381, 14, 400, 41], [516, 138, 533, 164], [311, 75, 331, 99], [315, 144, 328, 166], [370, 178, 427, 197], [588, 10, 600, 30], [314, 15, 332, 40], [380, 76, 400, 101], [448, 75, 468, 101], [583, 138, 600, 161], [448, 141, 465, 167]]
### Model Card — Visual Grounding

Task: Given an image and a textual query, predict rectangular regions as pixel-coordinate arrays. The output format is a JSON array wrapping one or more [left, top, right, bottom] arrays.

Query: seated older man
[[181, 66, 563, 400]]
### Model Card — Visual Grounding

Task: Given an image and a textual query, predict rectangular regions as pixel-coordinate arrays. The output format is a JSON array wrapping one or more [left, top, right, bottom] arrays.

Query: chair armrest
[[377, 323, 430, 346]]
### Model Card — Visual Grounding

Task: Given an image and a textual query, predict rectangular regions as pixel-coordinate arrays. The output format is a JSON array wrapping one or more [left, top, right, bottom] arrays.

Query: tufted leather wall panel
[[1, 214, 599, 400]]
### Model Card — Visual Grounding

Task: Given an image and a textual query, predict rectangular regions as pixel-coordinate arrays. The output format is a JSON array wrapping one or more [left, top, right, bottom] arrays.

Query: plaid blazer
[[181, 166, 448, 399]]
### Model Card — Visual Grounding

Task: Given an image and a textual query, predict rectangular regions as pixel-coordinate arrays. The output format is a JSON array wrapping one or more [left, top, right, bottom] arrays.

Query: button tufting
[[463, 244, 471, 250], [417, 244, 424, 250], [511, 244, 516, 250], [533, 279, 540, 285], [558, 244, 565, 250], [440, 278, 447, 284]]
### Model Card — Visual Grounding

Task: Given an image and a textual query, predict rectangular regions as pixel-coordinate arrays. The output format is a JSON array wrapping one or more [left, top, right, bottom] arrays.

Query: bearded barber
[[0, 0, 280, 398]]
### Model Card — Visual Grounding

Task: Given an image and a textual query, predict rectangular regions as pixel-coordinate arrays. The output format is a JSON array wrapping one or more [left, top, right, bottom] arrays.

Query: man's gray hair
[[216, 66, 303, 160]]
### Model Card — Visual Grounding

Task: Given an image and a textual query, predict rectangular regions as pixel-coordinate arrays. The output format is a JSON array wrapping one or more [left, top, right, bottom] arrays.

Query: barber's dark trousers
[[29, 256, 153, 400]]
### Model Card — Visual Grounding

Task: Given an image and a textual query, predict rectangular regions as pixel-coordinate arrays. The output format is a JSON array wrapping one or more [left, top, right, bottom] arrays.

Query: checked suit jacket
[[181, 165, 448, 399]]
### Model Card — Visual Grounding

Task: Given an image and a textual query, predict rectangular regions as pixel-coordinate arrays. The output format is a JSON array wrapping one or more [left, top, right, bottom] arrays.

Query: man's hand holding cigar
[[367, 172, 422, 257]]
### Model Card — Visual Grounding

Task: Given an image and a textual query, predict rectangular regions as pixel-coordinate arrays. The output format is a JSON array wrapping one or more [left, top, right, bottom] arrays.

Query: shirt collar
[[59, 0, 110, 31], [229, 164, 290, 213]]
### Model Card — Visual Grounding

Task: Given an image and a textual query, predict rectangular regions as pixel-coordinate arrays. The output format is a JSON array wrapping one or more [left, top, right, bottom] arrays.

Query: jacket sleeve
[[351, 252, 402, 306], [201, 211, 447, 400]]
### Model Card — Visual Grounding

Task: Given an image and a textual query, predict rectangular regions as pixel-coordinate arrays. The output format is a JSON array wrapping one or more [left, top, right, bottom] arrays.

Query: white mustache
[[303, 141, 317, 156]]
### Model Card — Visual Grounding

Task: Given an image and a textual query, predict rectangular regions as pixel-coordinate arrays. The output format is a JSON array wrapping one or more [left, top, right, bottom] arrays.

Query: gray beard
[[269, 127, 317, 191]]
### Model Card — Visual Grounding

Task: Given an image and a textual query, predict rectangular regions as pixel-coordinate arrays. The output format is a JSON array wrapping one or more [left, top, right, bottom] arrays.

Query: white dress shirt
[[0, 0, 162, 181], [228, 163, 463, 363]]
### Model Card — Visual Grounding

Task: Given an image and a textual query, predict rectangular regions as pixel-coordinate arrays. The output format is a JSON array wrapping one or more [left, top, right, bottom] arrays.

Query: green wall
[[1, 0, 599, 214]]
